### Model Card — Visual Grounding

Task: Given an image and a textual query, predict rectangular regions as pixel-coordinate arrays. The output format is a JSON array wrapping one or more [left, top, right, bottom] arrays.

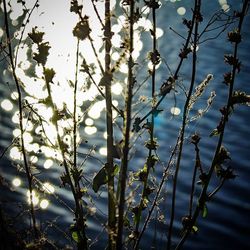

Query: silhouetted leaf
[[99, 72, 112, 86], [133, 117, 141, 132], [60, 172, 71, 187], [70, 0, 83, 14], [28, 27, 44, 44], [33, 42, 50, 65], [73, 17, 91, 40], [202, 204, 208, 218], [72, 231, 80, 243], [44, 68, 55, 84], [209, 128, 219, 137], [192, 225, 198, 233], [145, 138, 158, 150], [92, 164, 119, 192]]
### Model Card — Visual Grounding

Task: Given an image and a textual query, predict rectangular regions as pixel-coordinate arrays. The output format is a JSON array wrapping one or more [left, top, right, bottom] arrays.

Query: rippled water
[[1, 1, 250, 249]]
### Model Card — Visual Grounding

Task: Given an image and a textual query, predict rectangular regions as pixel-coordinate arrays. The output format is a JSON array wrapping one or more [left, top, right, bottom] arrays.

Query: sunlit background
[[1, 0, 250, 249]]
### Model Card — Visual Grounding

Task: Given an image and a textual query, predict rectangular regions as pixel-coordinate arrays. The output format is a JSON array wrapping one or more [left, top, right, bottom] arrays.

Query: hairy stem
[[116, 1, 135, 248], [189, 143, 200, 217], [3, 0, 38, 238], [175, 1, 249, 248], [43, 68, 87, 249], [132, 2, 197, 244], [133, 3, 157, 248], [73, 39, 87, 250], [167, 1, 201, 248], [104, 1, 116, 249]]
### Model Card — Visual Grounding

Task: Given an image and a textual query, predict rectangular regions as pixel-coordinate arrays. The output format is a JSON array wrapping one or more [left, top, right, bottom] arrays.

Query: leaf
[[231, 91, 250, 106], [92, 164, 119, 192], [145, 138, 158, 150], [99, 72, 112, 86], [192, 225, 199, 233], [28, 27, 44, 44], [33, 42, 50, 65], [202, 204, 208, 218], [160, 77, 174, 96], [71, 167, 83, 183], [133, 117, 141, 132], [131, 206, 140, 224], [70, 0, 83, 14], [209, 128, 219, 137], [44, 68, 55, 84], [112, 143, 121, 159], [73, 17, 91, 40], [72, 231, 80, 243], [60, 172, 71, 187]]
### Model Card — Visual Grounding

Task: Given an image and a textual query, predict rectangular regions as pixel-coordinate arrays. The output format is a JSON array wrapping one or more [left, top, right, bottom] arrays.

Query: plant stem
[[104, 1, 116, 249], [3, 0, 38, 238], [73, 40, 88, 250], [189, 143, 200, 217], [133, 3, 197, 245], [137, 5, 196, 128], [73, 39, 80, 178], [43, 69, 87, 249], [133, 3, 157, 248], [167, 1, 200, 249], [116, 1, 135, 248], [175, 1, 249, 248]]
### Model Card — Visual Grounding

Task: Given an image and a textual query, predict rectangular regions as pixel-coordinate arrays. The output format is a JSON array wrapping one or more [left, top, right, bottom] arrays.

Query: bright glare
[[12, 178, 21, 187], [103, 132, 107, 139], [112, 83, 123, 95], [10, 91, 19, 100], [43, 182, 55, 194], [112, 52, 120, 61], [1, 99, 13, 111], [13, 129, 21, 137], [85, 126, 97, 135], [170, 107, 181, 116], [177, 7, 186, 16], [88, 101, 105, 119], [119, 63, 128, 74], [191, 44, 199, 52], [40, 199, 49, 209], [10, 147, 23, 161], [27, 190, 39, 205], [99, 147, 107, 156], [85, 118, 94, 126], [156, 28, 164, 38], [148, 61, 161, 70], [30, 155, 38, 163], [222, 4, 230, 12], [44, 159, 53, 169]]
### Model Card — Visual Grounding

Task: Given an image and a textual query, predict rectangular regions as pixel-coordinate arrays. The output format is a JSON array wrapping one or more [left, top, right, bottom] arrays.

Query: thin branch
[[116, 1, 135, 248], [14, 0, 40, 69], [104, 1, 116, 249], [133, 3, 158, 248], [167, 1, 201, 248], [3, 0, 38, 238], [91, 0, 105, 29], [175, 1, 250, 248]]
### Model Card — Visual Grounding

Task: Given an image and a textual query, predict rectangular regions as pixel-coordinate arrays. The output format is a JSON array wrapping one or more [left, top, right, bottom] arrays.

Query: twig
[[104, 1, 116, 249], [91, 0, 105, 29], [167, 1, 201, 248], [3, 0, 38, 238], [175, 1, 250, 248], [133, 2, 158, 247], [116, 1, 135, 248]]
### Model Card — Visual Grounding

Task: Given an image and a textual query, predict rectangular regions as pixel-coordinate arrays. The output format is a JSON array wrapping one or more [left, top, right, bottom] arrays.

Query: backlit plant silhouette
[[0, 0, 249, 249]]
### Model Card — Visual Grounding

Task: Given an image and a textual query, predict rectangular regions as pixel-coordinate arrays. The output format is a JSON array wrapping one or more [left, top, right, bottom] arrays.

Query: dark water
[[1, 1, 250, 249]]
